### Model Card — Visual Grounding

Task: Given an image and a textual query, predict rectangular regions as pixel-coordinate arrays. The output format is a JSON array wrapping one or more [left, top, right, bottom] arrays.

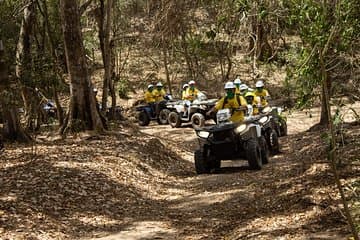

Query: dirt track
[[0, 107, 358, 240]]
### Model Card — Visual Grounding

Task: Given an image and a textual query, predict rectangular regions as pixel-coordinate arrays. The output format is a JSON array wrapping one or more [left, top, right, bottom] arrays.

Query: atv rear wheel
[[246, 139, 262, 170], [268, 129, 280, 154], [194, 150, 211, 174], [191, 113, 205, 129], [138, 111, 150, 126], [260, 136, 269, 164], [157, 109, 170, 125], [168, 111, 181, 128]]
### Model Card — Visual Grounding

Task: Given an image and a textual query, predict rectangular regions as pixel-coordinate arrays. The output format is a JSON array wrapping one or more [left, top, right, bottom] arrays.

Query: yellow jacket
[[152, 88, 166, 102], [144, 90, 156, 103], [249, 99, 260, 115], [215, 95, 247, 123], [254, 89, 270, 106], [235, 87, 241, 95], [182, 90, 188, 100], [185, 88, 199, 101]]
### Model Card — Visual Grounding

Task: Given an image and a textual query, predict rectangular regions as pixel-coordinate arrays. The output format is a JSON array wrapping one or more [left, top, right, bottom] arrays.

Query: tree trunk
[[181, 32, 194, 80], [0, 40, 31, 142], [101, 0, 113, 114], [319, 79, 331, 126], [162, 46, 172, 95], [16, 1, 38, 130], [59, 0, 105, 134]]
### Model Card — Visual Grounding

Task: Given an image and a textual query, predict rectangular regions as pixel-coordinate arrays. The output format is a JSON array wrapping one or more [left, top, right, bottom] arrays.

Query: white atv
[[166, 93, 217, 129]]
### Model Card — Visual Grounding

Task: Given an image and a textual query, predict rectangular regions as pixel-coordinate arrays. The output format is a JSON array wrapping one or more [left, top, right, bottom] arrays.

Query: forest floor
[[0, 104, 360, 240]]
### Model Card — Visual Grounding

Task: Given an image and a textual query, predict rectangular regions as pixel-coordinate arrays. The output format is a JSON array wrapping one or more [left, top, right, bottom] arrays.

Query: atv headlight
[[235, 124, 246, 134], [262, 106, 271, 114], [197, 131, 210, 139], [259, 116, 268, 124]]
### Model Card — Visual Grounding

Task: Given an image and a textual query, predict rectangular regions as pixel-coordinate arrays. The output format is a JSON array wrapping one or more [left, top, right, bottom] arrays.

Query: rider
[[234, 77, 242, 95], [182, 83, 189, 100], [207, 82, 247, 123], [244, 91, 260, 116], [184, 80, 199, 101], [144, 84, 156, 116], [239, 84, 250, 96], [153, 82, 166, 102], [144, 84, 156, 103], [254, 80, 270, 107]]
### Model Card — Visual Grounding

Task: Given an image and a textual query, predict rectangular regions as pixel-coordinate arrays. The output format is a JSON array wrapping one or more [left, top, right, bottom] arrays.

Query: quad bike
[[167, 93, 217, 129], [136, 95, 172, 126], [193, 108, 269, 174]]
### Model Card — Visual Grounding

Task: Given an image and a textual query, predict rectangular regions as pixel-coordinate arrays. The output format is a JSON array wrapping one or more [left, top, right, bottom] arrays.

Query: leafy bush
[[118, 78, 130, 99]]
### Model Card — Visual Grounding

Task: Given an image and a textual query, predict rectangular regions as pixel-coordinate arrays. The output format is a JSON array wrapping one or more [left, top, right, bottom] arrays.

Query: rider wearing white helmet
[[182, 83, 189, 100], [207, 82, 247, 123], [153, 82, 166, 102], [184, 80, 200, 101], [144, 84, 156, 103], [254, 79, 270, 106], [234, 77, 242, 95]]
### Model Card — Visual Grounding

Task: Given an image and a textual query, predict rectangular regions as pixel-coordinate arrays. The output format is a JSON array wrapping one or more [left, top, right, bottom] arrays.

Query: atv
[[136, 95, 172, 126], [193, 108, 269, 174], [167, 93, 217, 129]]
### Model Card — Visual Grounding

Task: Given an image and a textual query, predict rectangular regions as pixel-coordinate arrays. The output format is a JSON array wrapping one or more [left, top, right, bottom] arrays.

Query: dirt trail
[[94, 107, 359, 240], [0, 106, 358, 240]]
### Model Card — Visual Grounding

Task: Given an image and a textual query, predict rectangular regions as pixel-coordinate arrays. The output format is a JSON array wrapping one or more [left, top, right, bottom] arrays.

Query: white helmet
[[234, 78, 241, 85], [182, 83, 189, 89], [93, 88, 98, 92], [147, 84, 154, 89], [224, 81, 235, 89], [156, 82, 163, 87], [239, 84, 248, 91], [255, 80, 264, 88], [188, 80, 195, 85]]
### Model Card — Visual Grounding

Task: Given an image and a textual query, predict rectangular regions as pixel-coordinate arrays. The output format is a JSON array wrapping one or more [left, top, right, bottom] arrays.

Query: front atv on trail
[[193, 108, 269, 174]]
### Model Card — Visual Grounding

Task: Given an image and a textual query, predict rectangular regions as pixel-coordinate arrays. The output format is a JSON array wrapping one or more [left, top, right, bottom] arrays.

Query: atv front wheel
[[191, 113, 205, 129], [246, 139, 262, 170], [168, 111, 181, 128], [138, 111, 150, 126], [279, 118, 287, 136], [194, 150, 211, 174], [157, 109, 170, 125]]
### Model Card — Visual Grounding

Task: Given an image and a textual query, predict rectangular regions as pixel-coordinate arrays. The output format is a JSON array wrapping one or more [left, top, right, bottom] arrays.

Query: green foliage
[[118, 78, 130, 99], [284, 0, 360, 109]]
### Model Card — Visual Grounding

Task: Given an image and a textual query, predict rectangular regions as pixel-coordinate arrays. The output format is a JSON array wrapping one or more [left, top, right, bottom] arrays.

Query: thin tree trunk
[[101, 0, 113, 114], [60, 0, 105, 134], [162, 46, 172, 95], [181, 32, 194, 80]]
